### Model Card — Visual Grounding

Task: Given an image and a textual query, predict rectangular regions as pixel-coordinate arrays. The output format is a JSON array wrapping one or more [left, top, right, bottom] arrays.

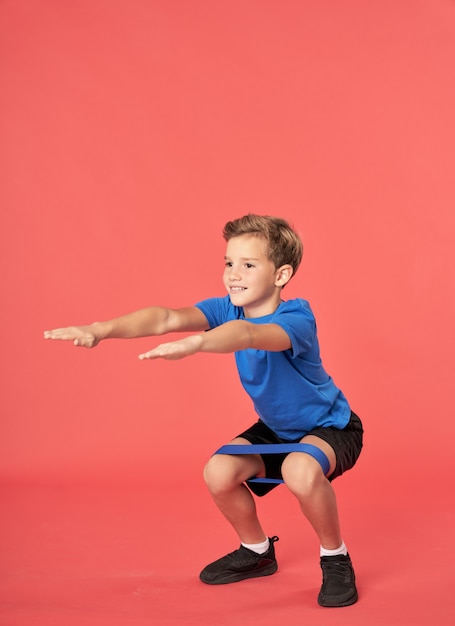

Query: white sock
[[320, 541, 347, 558], [241, 537, 270, 554]]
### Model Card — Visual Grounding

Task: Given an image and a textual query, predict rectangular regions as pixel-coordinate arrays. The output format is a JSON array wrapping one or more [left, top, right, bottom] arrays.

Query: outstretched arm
[[139, 320, 291, 360], [44, 306, 209, 348]]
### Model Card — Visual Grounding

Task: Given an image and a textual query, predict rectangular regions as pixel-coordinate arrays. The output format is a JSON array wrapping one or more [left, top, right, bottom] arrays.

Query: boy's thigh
[[207, 436, 266, 485], [296, 434, 337, 476], [228, 436, 267, 479]]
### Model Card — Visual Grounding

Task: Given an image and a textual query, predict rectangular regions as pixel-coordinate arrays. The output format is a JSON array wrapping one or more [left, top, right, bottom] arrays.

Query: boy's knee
[[281, 452, 325, 497], [203, 452, 261, 495], [202, 455, 217, 485], [203, 455, 235, 494]]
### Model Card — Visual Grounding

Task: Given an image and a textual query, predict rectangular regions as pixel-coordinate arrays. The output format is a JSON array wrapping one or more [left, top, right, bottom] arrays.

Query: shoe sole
[[200, 562, 278, 585], [317, 590, 358, 607]]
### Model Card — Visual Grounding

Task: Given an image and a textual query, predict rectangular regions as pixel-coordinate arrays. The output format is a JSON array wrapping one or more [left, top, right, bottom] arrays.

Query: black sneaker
[[318, 553, 358, 607], [200, 536, 279, 585]]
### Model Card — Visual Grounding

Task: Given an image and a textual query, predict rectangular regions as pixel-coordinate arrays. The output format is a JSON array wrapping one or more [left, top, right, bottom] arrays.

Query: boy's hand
[[43, 324, 102, 348], [139, 334, 202, 361]]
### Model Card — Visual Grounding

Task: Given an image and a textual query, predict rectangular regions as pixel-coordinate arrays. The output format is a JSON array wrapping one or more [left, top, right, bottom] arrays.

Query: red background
[[1, 2, 454, 625]]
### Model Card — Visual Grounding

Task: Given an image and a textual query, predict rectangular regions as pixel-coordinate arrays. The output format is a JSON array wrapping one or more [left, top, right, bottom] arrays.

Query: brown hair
[[223, 214, 303, 275]]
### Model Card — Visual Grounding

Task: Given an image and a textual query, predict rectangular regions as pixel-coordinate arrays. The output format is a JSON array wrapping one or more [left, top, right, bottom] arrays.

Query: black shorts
[[236, 411, 364, 496]]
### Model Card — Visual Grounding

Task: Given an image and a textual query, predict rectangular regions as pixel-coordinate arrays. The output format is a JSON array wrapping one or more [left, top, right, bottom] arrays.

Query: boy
[[44, 214, 363, 607]]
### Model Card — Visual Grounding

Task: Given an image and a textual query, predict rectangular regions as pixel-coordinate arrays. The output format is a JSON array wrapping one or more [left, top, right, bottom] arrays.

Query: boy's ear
[[275, 264, 294, 287]]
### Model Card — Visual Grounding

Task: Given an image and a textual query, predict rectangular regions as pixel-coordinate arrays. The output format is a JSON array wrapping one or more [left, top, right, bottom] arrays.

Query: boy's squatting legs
[[202, 435, 343, 551], [201, 435, 358, 607]]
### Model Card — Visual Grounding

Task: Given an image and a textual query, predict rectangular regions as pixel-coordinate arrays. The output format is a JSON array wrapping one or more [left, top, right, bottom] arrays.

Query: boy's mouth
[[230, 286, 247, 292]]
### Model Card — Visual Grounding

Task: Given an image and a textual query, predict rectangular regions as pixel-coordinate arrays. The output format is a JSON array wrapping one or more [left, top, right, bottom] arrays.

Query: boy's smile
[[223, 234, 291, 318]]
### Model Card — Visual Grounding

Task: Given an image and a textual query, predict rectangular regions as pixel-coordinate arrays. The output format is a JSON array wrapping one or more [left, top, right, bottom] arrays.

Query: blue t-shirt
[[195, 296, 351, 440]]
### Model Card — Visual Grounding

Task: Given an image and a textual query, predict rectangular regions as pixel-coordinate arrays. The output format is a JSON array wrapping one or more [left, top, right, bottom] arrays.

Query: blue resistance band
[[215, 443, 330, 483]]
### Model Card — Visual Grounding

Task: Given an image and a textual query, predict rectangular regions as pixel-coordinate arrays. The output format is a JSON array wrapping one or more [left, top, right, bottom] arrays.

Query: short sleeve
[[271, 300, 317, 358], [194, 296, 240, 328]]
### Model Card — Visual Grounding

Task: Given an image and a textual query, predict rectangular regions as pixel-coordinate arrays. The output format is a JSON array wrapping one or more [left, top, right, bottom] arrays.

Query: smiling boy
[[44, 214, 363, 607]]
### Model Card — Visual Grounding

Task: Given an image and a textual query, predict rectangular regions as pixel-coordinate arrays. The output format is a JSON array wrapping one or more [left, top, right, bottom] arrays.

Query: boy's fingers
[[44, 328, 96, 347], [45, 331, 75, 341], [138, 351, 156, 360], [139, 345, 176, 360], [44, 329, 70, 340]]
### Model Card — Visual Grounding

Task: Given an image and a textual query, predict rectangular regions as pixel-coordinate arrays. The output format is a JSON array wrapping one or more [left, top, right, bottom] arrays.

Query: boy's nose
[[229, 267, 241, 280]]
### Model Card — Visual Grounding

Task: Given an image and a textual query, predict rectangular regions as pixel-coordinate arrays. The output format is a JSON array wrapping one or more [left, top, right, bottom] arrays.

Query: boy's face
[[223, 234, 289, 318]]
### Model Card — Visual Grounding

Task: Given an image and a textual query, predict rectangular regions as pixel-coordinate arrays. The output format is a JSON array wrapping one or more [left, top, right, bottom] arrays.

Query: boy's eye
[[224, 261, 255, 268]]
